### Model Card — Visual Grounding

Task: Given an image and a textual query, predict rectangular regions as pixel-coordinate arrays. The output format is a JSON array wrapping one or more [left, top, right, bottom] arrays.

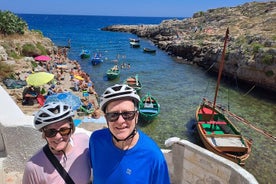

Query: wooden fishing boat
[[124, 74, 142, 92], [195, 28, 252, 166], [91, 52, 103, 65], [79, 49, 90, 59], [143, 47, 156, 53], [106, 65, 120, 80], [139, 93, 160, 122], [195, 100, 252, 165]]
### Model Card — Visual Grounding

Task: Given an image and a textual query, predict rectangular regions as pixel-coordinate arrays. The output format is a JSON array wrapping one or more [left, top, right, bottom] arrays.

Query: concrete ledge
[[164, 139, 258, 184]]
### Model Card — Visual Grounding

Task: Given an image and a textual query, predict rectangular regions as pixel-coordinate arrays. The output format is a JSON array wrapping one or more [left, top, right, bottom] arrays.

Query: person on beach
[[22, 85, 39, 106], [22, 102, 92, 184], [89, 84, 170, 183]]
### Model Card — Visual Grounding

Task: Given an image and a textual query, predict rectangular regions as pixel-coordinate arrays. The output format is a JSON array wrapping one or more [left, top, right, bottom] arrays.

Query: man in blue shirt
[[89, 84, 170, 183]]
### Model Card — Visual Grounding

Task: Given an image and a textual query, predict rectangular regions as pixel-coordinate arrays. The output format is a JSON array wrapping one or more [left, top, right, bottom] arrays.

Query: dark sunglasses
[[44, 127, 72, 138], [105, 111, 137, 122]]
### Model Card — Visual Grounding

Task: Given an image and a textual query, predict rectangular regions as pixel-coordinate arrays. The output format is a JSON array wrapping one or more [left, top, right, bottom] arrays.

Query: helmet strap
[[112, 127, 137, 142]]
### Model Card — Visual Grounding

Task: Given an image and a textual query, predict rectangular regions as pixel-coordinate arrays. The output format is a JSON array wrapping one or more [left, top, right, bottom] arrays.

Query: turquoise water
[[18, 14, 276, 183]]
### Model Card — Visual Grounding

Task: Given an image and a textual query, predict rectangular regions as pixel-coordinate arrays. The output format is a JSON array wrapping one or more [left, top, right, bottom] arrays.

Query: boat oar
[[203, 98, 276, 142]]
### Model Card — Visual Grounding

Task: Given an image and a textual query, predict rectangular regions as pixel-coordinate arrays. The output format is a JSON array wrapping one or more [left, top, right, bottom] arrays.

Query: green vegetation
[[265, 70, 274, 77], [262, 54, 274, 65], [252, 43, 263, 54], [22, 43, 37, 57], [0, 62, 14, 79], [31, 29, 44, 37], [0, 11, 27, 35], [9, 51, 20, 59], [36, 43, 47, 55]]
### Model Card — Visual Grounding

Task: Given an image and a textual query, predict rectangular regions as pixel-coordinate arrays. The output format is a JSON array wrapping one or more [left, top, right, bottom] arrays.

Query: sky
[[0, 0, 266, 17]]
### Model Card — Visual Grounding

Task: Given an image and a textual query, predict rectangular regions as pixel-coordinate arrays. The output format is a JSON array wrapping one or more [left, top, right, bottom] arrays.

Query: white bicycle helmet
[[100, 84, 140, 112], [34, 102, 74, 130]]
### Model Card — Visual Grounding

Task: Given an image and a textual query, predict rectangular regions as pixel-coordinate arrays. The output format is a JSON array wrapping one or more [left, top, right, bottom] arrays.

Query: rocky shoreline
[[102, 1, 276, 92]]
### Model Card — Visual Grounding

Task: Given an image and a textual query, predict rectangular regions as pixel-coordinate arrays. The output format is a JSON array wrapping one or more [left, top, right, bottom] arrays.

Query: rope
[[243, 84, 255, 96], [203, 98, 276, 142], [205, 62, 216, 73]]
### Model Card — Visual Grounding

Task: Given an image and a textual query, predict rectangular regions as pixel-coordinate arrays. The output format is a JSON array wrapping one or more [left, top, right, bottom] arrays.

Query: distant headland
[[101, 1, 276, 92]]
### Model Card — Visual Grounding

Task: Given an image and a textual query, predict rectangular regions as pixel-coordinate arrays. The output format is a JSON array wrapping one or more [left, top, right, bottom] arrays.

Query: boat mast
[[211, 28, 229, 117]]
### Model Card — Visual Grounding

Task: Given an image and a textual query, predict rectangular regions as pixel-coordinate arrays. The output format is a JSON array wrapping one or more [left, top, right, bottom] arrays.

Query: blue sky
[[0, 0, 264, 17]]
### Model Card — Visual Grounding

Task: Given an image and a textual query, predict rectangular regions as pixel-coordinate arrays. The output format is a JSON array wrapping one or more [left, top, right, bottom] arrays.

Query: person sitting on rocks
[[22, 86, 39, 106]]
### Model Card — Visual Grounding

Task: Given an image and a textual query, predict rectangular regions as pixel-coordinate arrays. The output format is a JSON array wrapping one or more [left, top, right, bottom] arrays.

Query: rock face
[[102, 1, 276, 92]]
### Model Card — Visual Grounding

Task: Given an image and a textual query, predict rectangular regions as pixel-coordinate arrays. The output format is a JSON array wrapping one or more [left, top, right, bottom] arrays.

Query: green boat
[[79, 49, 90, 59], [106, 66, 120, 80], [124, 74, 142, 92], [139, 93, 160, 122]]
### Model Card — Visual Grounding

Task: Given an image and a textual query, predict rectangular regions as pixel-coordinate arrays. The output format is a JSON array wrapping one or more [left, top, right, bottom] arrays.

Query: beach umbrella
[[34, 55, 51, 62], [74, 75, 84, 80], [26, 72, 54, 87], [45, 92, 81, 111]]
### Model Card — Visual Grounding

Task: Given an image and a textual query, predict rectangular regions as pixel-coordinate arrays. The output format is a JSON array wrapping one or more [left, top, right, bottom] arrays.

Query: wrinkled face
[[105, 99, 138, 140], [43, 120, 72, 153]]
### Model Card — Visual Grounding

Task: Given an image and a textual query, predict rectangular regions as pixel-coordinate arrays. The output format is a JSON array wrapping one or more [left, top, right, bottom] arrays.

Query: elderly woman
[[23, 102, 92, 184]]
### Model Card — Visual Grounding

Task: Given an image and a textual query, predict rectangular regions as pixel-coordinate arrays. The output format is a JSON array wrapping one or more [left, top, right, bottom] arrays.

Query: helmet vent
[[44, 111, 71, 123], [105, 91, 132, 99]]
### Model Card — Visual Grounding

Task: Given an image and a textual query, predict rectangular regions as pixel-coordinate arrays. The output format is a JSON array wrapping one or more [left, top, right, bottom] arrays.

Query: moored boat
[[195, 28, 252, 166], [91, 52, 103, 65], [79, 49, 90, 59], [124, 74, 142, 92], [139, 93, 160, 122], [129, 41, 140, 48], [106, 65, 120, 80], [195, 100, 252, 165], [143, 47, 156, 53]]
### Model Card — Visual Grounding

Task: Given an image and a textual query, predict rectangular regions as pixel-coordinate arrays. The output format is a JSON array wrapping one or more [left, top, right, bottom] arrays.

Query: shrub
[[31, 29, 43, 37], [9, 51, 20, 59], [36, 43, 47, 55], [265, 70, 274, 77], [262, 54, 274, 65], [22, 43, 37, 56], [252, 43, 263, 53], [0, 62, 14, 79], [0, 11, 28, 35]]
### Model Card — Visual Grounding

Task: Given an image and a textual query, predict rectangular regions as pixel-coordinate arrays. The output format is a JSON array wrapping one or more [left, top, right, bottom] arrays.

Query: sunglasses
[[44, 127, 72, 138], [105, 111, 137, 122]]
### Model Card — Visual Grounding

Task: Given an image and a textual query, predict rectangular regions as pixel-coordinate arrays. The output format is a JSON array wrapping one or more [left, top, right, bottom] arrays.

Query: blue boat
[[91, 53, 103, 65], [79, 49, 90, 59]]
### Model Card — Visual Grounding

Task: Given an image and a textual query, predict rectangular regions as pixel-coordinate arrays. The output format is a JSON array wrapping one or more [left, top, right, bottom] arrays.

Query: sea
[[18, 14, 275, 183]]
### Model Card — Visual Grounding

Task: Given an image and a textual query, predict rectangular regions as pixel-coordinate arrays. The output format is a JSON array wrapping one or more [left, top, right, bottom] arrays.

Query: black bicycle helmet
[[100, 84, 140, 112]]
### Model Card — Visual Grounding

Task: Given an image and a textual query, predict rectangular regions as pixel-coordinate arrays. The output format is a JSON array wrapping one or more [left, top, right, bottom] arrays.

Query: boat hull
[[91, 53, 103, 65], [124, 75, 142, 92], [106, 69, 120, 80], [80, 50, 90, 59], [139, 93, 160, 122], [143, 48, 156, 53], [130, 41, 140, 48]]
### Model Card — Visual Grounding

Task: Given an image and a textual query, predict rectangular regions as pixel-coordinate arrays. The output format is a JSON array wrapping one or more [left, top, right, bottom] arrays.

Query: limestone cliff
[[102, 1, 276, 92], [0, 29, 57, 78]]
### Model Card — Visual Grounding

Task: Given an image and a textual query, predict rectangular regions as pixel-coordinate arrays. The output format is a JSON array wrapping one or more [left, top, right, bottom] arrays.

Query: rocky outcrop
[[102, 1, 276, 92], [0, 29, 58, 80]]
